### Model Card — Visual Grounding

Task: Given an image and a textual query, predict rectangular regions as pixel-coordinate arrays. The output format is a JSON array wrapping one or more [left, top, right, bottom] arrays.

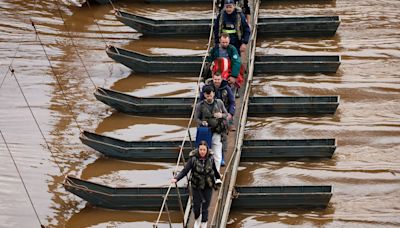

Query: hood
[[189, 148, 214, 158]]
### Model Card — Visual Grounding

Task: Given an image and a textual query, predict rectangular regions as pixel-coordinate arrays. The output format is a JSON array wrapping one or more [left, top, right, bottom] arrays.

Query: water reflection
[[95, 112, 195, 141], [109, 72, 197, 96], [78, 157, 178, 187], [80, 157, 169, 180], [66, 206, 182, 228], [228, 207, 335, 227], [121, 36, 208, 55], [2, 0, 400, 227]]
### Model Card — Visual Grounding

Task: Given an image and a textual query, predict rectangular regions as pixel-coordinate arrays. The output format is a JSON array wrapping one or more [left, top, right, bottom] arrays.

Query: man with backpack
[[213, 0, 251, 56], [194, 85, 228, 172]]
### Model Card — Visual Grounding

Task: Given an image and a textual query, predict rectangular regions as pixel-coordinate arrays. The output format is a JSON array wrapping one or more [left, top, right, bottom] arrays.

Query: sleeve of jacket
[[241, 13, 251, 44], [194, 102, 203, 127], [226, 86, 235, 115], [229, 45, 241, 78], [217, 99, 228, 119], [213, 14, 221, 46], [206, 47, 215, 63], [174, 157, 194, 181], [212, 160, 221, 179]]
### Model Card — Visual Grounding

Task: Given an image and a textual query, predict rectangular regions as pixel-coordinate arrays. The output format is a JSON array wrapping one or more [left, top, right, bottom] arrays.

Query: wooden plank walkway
[[209, 0, 260, 227]]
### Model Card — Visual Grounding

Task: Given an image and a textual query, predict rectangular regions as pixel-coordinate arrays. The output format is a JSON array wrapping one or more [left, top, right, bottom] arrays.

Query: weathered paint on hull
[[232, 186, 332, 209], [64, 176, 189, 210], [115, 10, 340, 37], [94, 87, 339, 116], [106, 46, 341, 74], [242, 139, 336, 159], [64, 176, 332, 210], [80, 131, 193, 161], [81, 131, 336, 161]]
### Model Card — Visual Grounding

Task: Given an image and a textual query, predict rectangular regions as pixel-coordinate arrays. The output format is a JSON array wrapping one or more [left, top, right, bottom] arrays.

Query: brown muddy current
[[0, 0, 399, 227]]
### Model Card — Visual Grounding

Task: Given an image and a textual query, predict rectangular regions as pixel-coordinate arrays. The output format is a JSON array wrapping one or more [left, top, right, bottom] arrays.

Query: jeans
[[211, 133, 222, 172]]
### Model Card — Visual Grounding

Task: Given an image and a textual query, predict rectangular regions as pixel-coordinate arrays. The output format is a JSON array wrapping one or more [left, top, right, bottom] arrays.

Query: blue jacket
[[213, 9, 250, 49], [200, 80, 235, 116]]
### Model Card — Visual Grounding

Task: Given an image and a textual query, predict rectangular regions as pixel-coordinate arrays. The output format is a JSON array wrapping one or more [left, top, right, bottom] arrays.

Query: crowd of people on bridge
[[171, 0, 252, 227]]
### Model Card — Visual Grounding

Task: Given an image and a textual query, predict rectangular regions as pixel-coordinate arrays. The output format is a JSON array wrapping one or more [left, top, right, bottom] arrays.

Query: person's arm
[[206, 47, 215, 63], [212, 160, 221, 179], [173, 157, 194, 182], [226, 86, 235, 116], [229, 45, 241, 78], [195, 102, 208, 127], [241, 13, 251, 45], [217, 99, 229, 119], [194, 102, 203, 127]]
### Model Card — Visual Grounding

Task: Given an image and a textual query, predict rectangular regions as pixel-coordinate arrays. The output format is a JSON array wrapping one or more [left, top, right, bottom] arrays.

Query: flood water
[[0, 0, 399, 227]]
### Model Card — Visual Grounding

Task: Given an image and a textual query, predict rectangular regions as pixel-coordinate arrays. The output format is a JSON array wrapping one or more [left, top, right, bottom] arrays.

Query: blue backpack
[[195, 127, 213, 148]]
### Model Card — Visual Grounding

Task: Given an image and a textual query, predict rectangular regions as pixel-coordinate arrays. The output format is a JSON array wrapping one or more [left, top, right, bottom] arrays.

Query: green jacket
[[206, 44, 241, 78]]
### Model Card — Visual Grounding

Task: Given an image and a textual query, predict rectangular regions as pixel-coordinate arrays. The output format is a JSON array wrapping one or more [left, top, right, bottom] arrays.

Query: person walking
[[213, 0, 251, 56], [195, 85, 228, 172], [171, 141, 222, 228], [207, 33, 242, 91]]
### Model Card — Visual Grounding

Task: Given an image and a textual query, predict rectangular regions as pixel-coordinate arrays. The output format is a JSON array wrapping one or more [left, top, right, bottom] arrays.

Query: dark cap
[[202, 85, 214, 94], [224, 0, 235, 5]]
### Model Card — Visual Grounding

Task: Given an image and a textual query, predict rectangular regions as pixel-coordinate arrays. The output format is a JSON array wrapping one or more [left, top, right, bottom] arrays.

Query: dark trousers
[[192, 187, 213, 222]]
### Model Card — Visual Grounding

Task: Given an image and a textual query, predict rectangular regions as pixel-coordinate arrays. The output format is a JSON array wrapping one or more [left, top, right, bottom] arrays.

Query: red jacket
[[212, 57, 244, 88]]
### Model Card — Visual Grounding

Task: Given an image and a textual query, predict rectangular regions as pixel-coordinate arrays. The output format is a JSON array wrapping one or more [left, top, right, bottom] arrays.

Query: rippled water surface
[[0, 0, 399, 227]]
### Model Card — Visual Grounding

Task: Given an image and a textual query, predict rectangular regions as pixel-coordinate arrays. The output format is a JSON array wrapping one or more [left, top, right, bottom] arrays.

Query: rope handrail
[[1, 130, 45, 228], [153, 1, 218, 227], [54, 0, 97, 89]]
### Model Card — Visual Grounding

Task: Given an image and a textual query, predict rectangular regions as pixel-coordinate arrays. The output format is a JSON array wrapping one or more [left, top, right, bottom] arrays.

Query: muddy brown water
[[0, 0, 399, 227]]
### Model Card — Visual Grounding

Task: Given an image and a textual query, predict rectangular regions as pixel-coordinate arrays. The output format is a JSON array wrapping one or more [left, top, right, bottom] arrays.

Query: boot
[[194, 217, 201, 228], [201, 222, 208, 228]]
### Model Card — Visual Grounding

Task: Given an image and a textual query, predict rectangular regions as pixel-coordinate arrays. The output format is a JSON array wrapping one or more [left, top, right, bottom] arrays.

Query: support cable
[[85, 0, 115, 79], [0, 0, 39, 90], [0, 130, 45, 228], [85, 0, 109, 48], [9, 67, 65, 174], [153, 1, 217, 226], [0, 43, 22, 90], [29, 19, 82, 132], [53, 0, 97, 89]]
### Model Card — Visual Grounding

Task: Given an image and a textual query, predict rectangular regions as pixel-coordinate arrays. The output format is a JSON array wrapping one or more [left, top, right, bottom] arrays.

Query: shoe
[[221, 158, 225, 166], [229, 125, 236, 131], [215, 179, 222, 185], [201, 222, 208, 228], [194, 217, 201, 228]]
